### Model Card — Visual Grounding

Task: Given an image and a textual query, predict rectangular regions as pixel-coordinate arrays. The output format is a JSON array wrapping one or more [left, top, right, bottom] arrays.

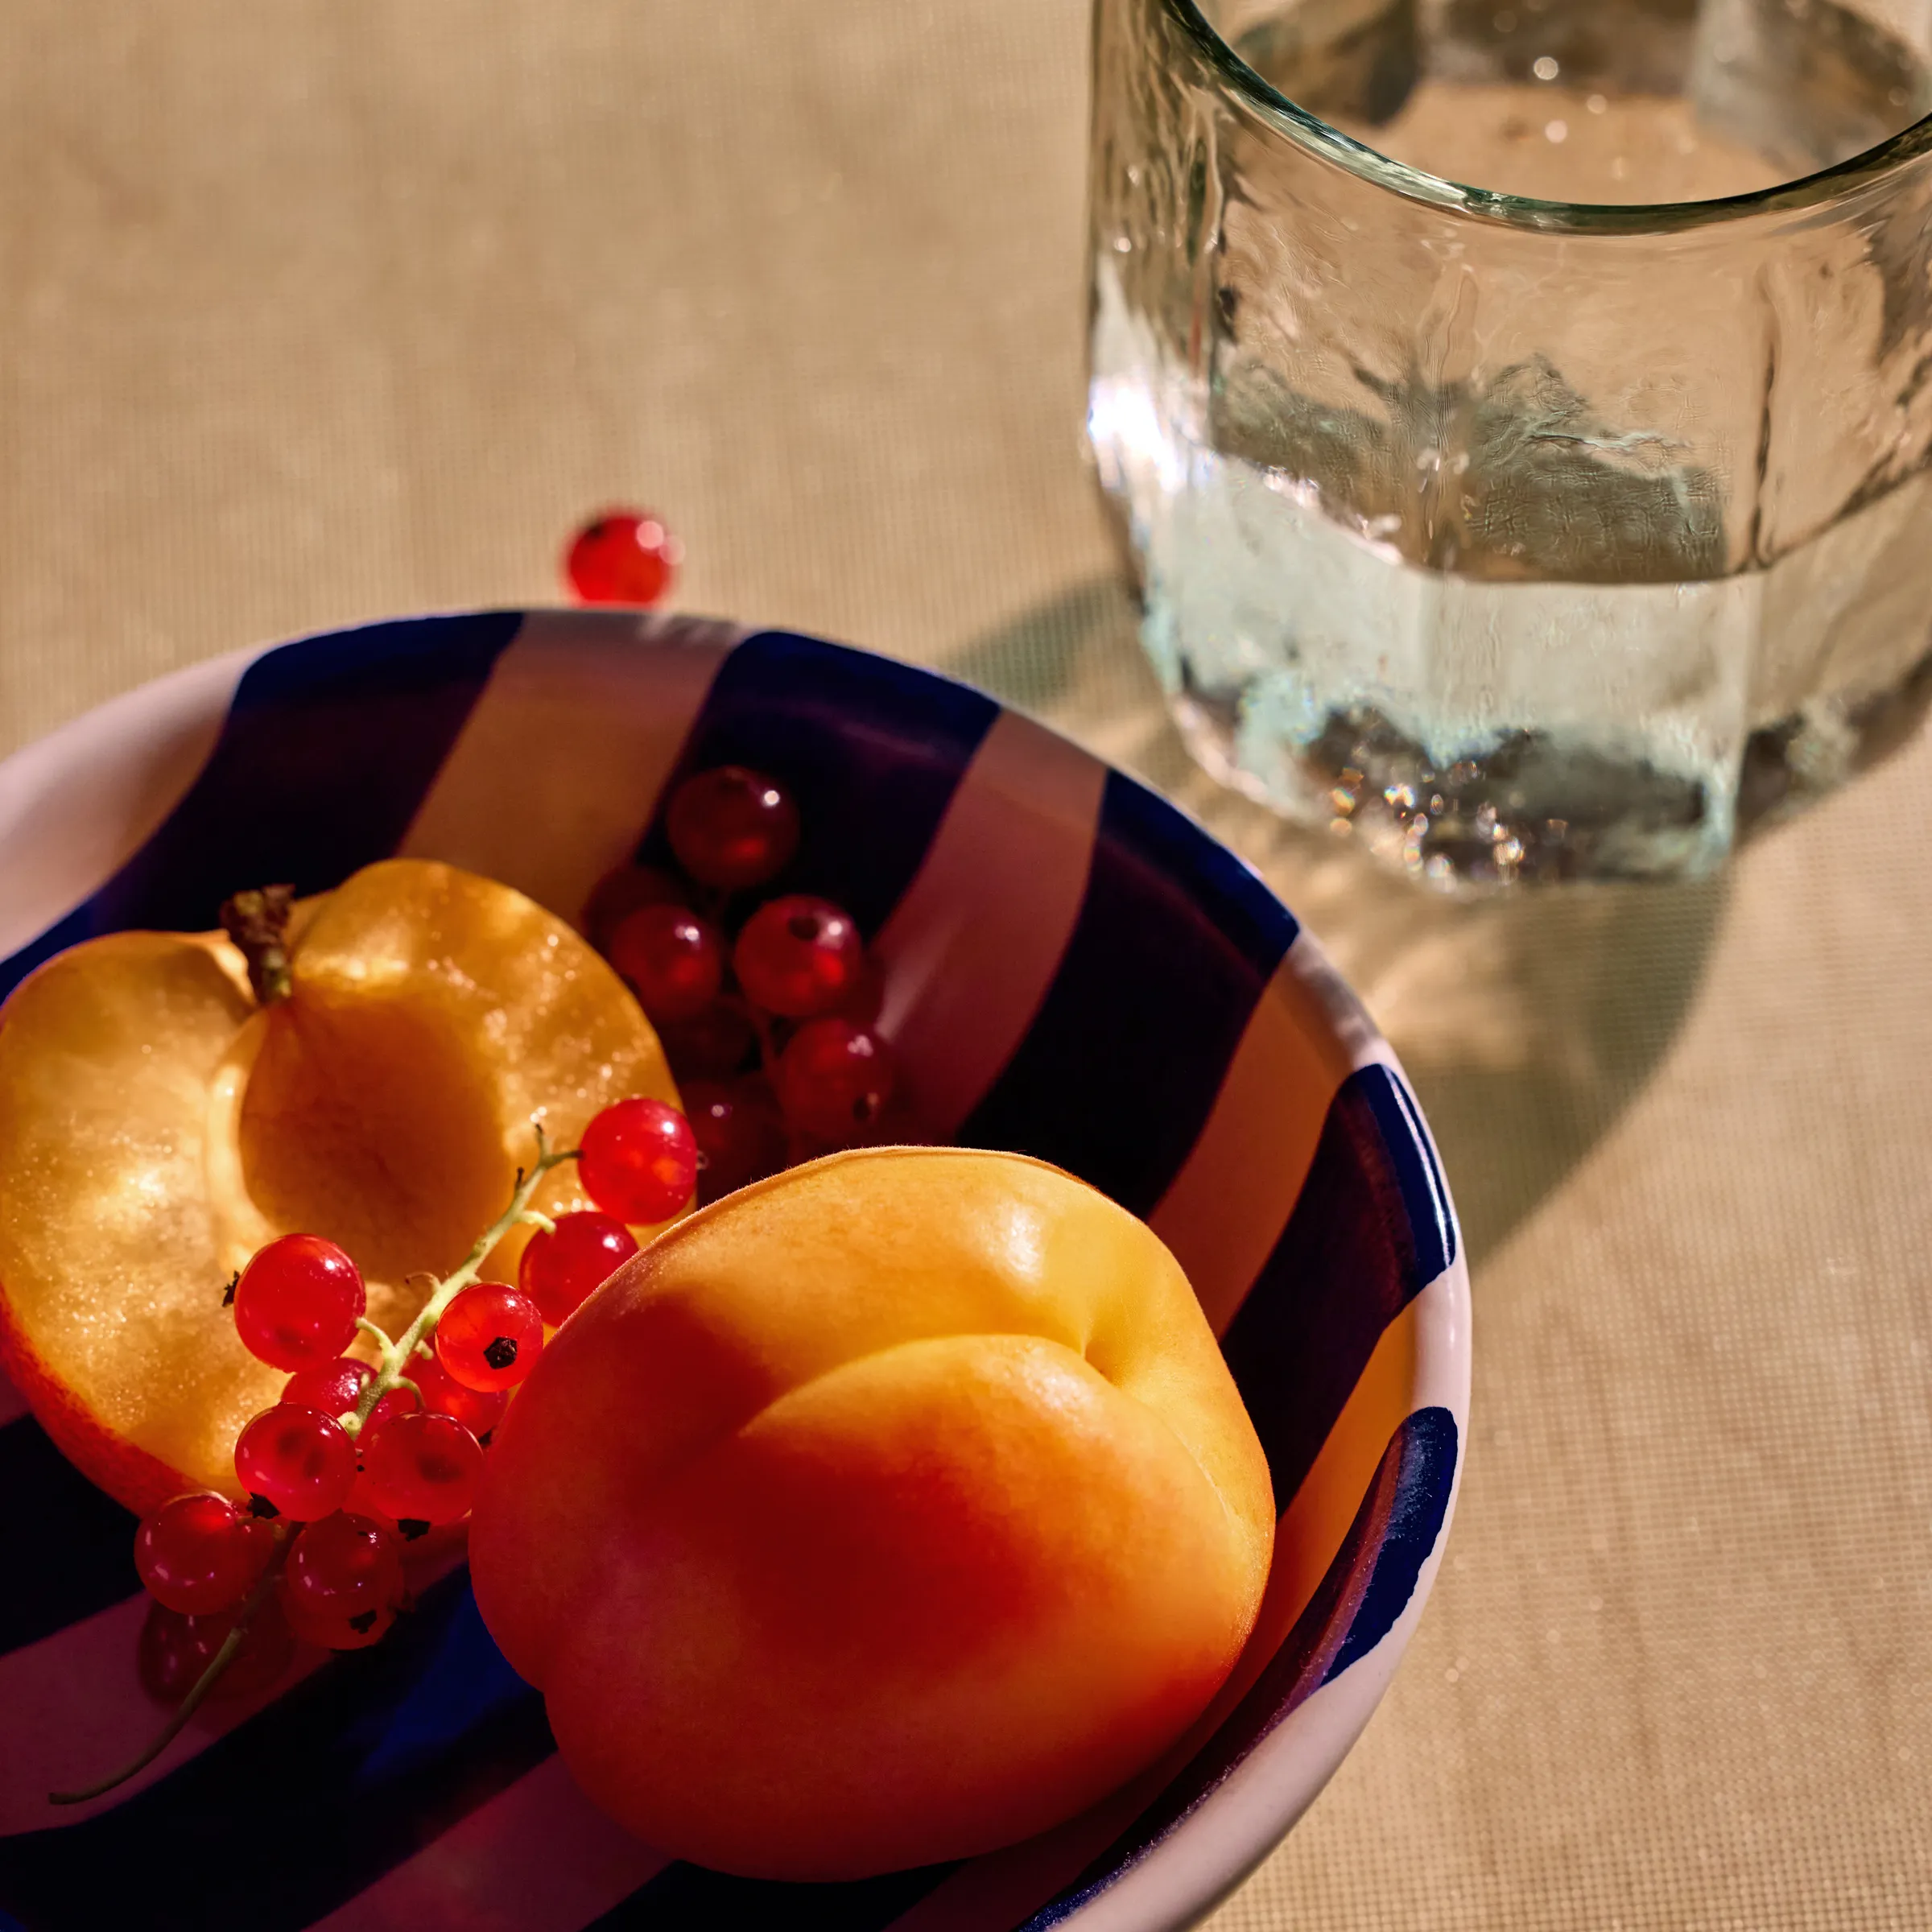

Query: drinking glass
[[1087, 0, 1932, 883]]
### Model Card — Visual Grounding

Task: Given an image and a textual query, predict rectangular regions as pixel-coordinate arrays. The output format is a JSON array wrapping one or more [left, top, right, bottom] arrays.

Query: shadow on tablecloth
[[947, 577, 1729, 1271]]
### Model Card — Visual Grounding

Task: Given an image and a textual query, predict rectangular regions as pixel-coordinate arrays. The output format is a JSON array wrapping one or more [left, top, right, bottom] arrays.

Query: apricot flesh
[[0, 860, 676, 1515], [469, 1147, 1274, 1880]]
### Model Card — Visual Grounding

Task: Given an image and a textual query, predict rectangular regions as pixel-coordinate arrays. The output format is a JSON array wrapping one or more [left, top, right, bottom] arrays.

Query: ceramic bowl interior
[[0, 610, 1469, 1932]]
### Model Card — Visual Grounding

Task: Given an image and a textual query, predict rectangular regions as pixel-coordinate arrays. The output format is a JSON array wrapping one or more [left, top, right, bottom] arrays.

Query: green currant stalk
[[343, 1126, 578, 1437], [49, 1525, 293, 1806], [48, 1130, 578, 1809]]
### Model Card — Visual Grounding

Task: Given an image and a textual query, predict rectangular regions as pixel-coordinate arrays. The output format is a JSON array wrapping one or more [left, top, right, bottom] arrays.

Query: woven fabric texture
[[0, 3, 1926, 1926]]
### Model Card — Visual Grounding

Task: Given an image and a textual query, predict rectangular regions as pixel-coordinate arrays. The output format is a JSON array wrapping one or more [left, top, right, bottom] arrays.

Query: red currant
[[408, 1351, 509, 1438], [436, 1282, 545, 1393], [564, 510, 682, 607], [233, 1234, 366, 1372], [134, 1492, 271, 1615], [233, 1406, 358, 1520], [519, 1211, 638, 1324], [582, 862, 687, 953], [357, 1413, 484, 1525], [683, 1076, 789, 1204], [281, 1357, 374, 1418], [657, 1000, 758, 1081], [281, 1513, 406, 1650], [579, 1096, 699, 1223], [138, 1597, 295, 1705], [775, 1019, 899, 1144], [666, 766, 799, 890], [607, 904, 724, 1024], [368, 1385, 419, 1429], [733, 895, 866, 1018]]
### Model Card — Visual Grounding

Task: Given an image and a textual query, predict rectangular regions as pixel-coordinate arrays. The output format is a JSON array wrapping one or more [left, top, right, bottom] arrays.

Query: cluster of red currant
[[120, 1097, 701, 1756], [586, 764, 905, 1202], [84, 756, 899, 1798]]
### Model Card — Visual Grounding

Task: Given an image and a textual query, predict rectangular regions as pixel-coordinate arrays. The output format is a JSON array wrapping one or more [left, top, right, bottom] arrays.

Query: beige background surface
[[0, 3, 1928, 1926]]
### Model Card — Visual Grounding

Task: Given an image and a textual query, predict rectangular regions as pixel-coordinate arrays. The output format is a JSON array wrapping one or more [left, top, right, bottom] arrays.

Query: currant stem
[[355, 1315, 397, 1359], [344, 1126, 580, 1438], [49, 1526, 292, 1806], [53, 1133, 583, 1806]]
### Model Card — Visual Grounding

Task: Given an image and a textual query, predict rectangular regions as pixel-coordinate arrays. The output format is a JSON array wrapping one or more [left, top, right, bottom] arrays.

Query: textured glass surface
[[1088, 0, 1932, 881]]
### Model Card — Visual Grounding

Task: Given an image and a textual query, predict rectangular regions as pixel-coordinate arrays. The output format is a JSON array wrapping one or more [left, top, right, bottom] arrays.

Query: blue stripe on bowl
[[0, 613, 522, 1004], [1020, 1406, 1459, 1932], [1364, 1064, 1457, 1282], [1219, 1064, 1455, 1504], [628, 631, 1000, 938], [588, 1858, 959, 1930], [957, 771, 1298, 1217], [0, 1421, 137, 1658], [1322, 1406, 1459, 1683], [0, 1579, 549, 1932]]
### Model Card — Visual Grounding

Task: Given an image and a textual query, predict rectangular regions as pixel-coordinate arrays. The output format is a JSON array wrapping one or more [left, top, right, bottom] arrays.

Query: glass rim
[[1163, 0, 1932, 234]]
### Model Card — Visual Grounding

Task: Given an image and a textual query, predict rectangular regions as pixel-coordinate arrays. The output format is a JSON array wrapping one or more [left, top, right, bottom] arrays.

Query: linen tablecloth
[[0, 3, 1926, 1924]]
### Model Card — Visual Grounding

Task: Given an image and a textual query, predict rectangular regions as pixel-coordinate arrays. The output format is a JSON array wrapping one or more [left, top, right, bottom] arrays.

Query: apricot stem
[[343, 1126, 580, 1439], [49, 1527, 291, 1806], [217, 886, 296, 1006]]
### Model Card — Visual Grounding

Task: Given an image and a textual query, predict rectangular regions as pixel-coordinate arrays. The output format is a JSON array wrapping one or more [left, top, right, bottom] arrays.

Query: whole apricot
[[469, 1147, 1274, 1880]]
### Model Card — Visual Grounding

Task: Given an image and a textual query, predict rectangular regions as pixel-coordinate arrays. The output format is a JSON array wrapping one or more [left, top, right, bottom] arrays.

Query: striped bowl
[[0, 610, 1469, 1932]]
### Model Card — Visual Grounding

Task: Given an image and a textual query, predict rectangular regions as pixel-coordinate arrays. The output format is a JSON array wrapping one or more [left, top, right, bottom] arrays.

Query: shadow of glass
[[943, 576, 1730, 1268]]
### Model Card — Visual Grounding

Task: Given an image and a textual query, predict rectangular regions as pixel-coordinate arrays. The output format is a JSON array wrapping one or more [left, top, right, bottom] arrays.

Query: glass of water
[[1088, 0, 1932, 883]]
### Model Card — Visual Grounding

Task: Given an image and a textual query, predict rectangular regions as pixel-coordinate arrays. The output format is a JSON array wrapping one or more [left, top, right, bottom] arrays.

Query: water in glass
[[1089, 0, 1932, 881]]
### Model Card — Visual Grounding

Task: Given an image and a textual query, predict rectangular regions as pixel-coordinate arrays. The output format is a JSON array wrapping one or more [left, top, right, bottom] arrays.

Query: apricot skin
[[469, 1147, 1274, 1880]]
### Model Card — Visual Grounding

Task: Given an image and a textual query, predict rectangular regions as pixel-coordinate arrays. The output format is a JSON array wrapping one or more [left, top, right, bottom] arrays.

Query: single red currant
[[564, 510, 682, 607], [656, 999, 758, 1081], [138, 1597, 295, 1706], [436, 1282, 546, 1393], [518, 1211, 639, 1324], [281, 1513, 406, 1650], [683, 1076, 789, 1204], [281, 1356, 374, 1418], [365, 1383, 419, 1430], [579, 1096, 700, 1223], [233, 1233, 366, 1371], [775, 1018, 899, 1144], [665, 766, 800, 890], [408, 1351, 509, 1438], [607, 903, 724, 1025], [134, 1492, 270, 1615], [357, 1413, 485, 1525], [733, 895, 866, 1018], [581, 862, 687, 953], [233, 1406, 358, 1521]]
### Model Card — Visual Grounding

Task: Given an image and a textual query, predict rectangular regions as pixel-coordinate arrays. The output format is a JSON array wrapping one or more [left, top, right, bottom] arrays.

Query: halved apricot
[[0, 859, 678, 1516]]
